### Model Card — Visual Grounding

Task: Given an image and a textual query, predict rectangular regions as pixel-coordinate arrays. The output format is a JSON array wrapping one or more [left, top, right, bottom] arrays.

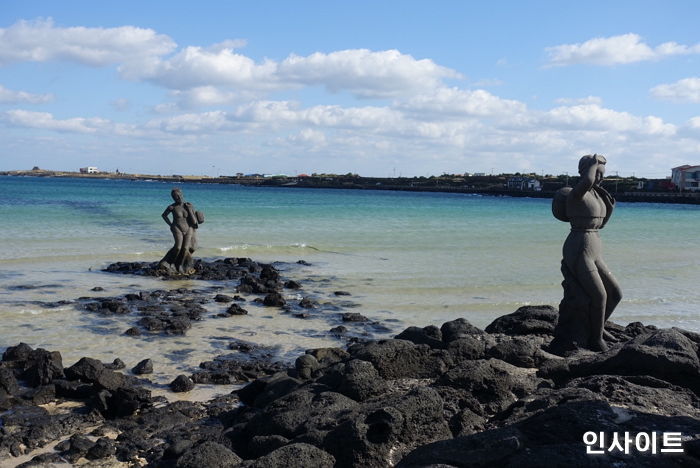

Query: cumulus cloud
[[123, 46, 460, 99], [2, 109, 106, 133], [276, 49, 461, 98], [554, 96, 602, 106], [0, 84, 53, 104], [541, 103, 676, 136], [651, 78, 700, 103], [545, 33, 700, 66], [398, 87, 526, 119], [0, 18, 175, 66]]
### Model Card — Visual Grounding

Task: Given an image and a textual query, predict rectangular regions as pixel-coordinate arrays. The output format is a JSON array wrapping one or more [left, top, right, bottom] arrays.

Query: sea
[[2, 175, 699, 395]]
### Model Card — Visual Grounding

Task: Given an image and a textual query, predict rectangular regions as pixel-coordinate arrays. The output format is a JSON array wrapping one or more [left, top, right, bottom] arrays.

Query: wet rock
[[342, 312, 369, 322], [7, 347, 66, 387], [395, 325, 444, 348], [86, 437, 116, 460], [247, 435, 290, 458], [295, 354, 320, 379], [436, 359, 541, 415], [299, 297, 318, 309], [334, 291, 351, 296], [307, 348, 350, 367], [65, 433, 95, 462], [263, 292, 286, 307], [399, 399, 700, 467], [337, 359, 388, 401], [105, 358, 126, 370], [28, 384, 56, 405], [487, 336, 544, 368], [447, 335, 487, 361], [171, 375, 195, 393], [192, 352, 286, 385], [3, 342, 34, 362], [124, 327, 141, 336], [244, 443, 335, 468], [54, 379, 95, 399], [329, 326, 347, 335], [226, 303, 249, 315], [91, 286, 104, 291], [350, 339, 450, 379], [440, 318, 484, 342], [0, 366, 19, 396], [284, 280, 301, 289], [485, 305, 558, 336], [540, 328, 700, 394], [238, 372, 303, 407], [214, 294, 234, 303], [176, 441, 242, 468], [65, 357, 105, 382], [132, 359, 154, 375]]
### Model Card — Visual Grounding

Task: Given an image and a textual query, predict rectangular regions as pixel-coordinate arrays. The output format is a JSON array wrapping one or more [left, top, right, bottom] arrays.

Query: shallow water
[[2, 175, 699, 385]]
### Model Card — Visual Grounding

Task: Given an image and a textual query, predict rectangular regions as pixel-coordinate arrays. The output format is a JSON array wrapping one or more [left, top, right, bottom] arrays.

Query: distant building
[[79, 166, 99, 174], [507, 176, 542, 191], [671, 165, 700, 191]]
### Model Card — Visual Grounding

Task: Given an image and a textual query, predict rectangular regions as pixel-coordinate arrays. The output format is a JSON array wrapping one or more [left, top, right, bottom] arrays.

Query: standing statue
[[550, 154, 622, 352], [158, 188, 204, 275]]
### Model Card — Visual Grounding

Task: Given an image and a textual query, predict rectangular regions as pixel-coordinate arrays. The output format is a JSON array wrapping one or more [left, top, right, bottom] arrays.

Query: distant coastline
[[3, 168, 700, 204]]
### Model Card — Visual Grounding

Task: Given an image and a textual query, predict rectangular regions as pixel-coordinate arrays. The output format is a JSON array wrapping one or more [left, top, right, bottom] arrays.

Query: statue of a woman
[[158, 188, 203, 274], [552, 154, 622, 352]]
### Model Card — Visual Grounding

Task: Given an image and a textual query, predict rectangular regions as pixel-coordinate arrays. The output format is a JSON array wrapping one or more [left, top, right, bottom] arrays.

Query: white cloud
[[545, 33, 699, 66], [541, 103, 676, 136], [172, 86, 245, 108], [145, 111, 229, 133], [277, 49, 461, 98], [124, 46, 460, 99], [0, 18, 175, 66], [398, 87, 526, 119], [0, 84, 53, 104], [651, 78, 700, 103], [554, 96, 602, 106], [2, 109, 104, 133]]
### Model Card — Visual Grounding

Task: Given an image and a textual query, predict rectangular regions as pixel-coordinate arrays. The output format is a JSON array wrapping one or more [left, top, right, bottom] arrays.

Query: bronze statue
[[551, 154, 622, 352], [158, 188, 204, 275]]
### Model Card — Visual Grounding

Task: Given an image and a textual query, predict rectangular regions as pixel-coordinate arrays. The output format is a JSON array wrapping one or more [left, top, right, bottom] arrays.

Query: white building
[[671, 165, 700, 191], [79, 166, 99, 174]]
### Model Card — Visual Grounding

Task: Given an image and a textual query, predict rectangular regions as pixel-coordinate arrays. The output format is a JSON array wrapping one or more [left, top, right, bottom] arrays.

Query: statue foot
[[589, 338, 609, 352], [603, 329, 618, 342]]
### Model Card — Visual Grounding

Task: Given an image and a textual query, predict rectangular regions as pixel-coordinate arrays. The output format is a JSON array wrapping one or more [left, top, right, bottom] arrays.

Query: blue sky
[[1, 1, 699, 177]]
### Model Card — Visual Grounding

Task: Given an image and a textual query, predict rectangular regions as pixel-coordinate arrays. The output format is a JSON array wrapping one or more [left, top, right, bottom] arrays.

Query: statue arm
[[185, 203, 199, 229], [162, 206, 173, 226], [571, 156, 602, 199]]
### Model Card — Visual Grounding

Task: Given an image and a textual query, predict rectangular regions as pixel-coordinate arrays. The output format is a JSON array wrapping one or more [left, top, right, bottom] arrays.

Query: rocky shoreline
[[1, 259, 699, 467]]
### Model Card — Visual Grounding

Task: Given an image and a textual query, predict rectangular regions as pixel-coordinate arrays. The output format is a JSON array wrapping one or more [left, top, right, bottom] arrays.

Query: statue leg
[[573, 261, 608, 352], [160, 227, 184, 271], [175, 228, 195, 274], [595, 260, 622, 321]]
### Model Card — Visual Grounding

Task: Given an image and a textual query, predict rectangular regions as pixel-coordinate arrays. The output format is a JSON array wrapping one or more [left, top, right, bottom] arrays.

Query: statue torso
[[566, 189, 606, 230]]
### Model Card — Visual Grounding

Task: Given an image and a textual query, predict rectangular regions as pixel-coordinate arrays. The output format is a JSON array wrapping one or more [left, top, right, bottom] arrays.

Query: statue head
[[171, 188, 184, 203], [578, 154, 606, 185]]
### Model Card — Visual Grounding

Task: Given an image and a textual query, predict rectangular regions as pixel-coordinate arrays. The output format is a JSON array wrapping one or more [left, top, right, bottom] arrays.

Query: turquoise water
[[1, 175, 699, 389]]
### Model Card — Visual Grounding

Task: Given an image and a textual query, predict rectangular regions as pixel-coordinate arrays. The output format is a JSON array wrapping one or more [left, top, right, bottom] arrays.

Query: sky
[[1, 1, 699, 178]]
